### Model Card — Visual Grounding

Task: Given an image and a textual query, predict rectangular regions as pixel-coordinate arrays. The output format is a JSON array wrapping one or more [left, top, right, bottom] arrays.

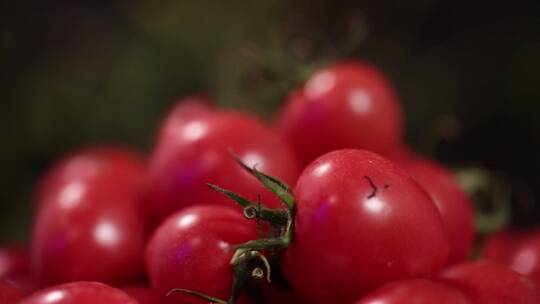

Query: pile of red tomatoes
[[2, 60, 540, 304]]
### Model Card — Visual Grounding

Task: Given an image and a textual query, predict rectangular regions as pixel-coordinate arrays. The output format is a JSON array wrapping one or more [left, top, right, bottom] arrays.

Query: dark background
[[1, 0, 540, 241]]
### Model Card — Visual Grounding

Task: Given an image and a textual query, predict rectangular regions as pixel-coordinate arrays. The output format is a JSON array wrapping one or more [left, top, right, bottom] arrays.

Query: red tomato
[[0, 245, 35, 295], [355, 279, 471, 304], [35, 146, 147, 208], [483, 229, 540, 285], [121, 285, 166, 304], [146, 205, 257, 304], [32, 177, 148, 286], [0, 281, 23, 304], [482, 230, 526, 263], [147, 109, 299, 222], [399, 157, 475, 264], [21, 281, 136, 304], [438, 260, 539, 304], [0, 246, 30, 278], [275, 60, 403, 167], [282, 149, 449, 304]]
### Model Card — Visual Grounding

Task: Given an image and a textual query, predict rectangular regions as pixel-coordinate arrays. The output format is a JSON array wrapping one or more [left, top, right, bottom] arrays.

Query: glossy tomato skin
[[483, 229, 540, 284], [21, 281, 136, 304], [147, 109, 299, 222], [399, 158, 475, 265], [355, 279, 471, 304], [438, 260, 539, 304], [145, 205, 258, 304], [275, 60, 403, 167], [0, 281, 23, 304], [35, 146, 147, 205], [121, 285, 166, 304], [283, 149, 449, 304], [32, 177, 148, 286]]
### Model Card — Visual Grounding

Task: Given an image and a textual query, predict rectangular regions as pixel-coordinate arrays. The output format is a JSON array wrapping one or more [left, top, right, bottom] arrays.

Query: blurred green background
[[1, 0, 540, 241]]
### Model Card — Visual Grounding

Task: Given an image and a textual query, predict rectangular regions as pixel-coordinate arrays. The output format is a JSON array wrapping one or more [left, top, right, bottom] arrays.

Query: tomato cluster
[[2, 60, 540, 303]]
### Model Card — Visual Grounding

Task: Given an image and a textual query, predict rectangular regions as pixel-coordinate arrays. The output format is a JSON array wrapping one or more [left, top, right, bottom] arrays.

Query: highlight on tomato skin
[[438, 260, 539, 304], [282, 149, 450, 304], [354, 279, 472, 304], [275, 60, 404, 168], [20, 281, 137, 304], [32, 174, 149, 287], [483, 229, 540, 285]]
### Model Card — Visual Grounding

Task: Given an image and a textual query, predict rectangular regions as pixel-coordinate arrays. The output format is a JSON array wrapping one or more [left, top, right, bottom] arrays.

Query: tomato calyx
[[175, 154, 298, 304]]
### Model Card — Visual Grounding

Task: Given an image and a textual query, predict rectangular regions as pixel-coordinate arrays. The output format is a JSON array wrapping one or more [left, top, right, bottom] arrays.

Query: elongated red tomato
[[32, 177, 148, 286], [147, 109, 299, 223], [438, 260, 539, 304], [283, 149, 449, 304], [399, 157, 475, 264], [355, 279, 472, 304], [21, 281, 136, 304], [145, 205, 257, 304], [275, 60, 403, 167]]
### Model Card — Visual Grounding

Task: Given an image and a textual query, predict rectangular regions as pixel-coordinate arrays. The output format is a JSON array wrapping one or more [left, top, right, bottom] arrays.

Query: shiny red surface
[[21, 281, 136, 304], [147, 109, 299, 222], [400, 157, 475, 264], [438, 260, 539, 304], [483, 229, 540, 285], [355, 279, 471, 304], [32, 176, 148, 286], [283, 149, 449, 304], [275, 60, 403, 167], [146, 205, 257, 304]]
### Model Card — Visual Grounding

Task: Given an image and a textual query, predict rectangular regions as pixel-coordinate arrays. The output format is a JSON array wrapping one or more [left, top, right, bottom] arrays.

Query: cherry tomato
[[282, 149, 449, 304], [0, 281, 23, 304], [147, 109, 299, 222], [399, 157, 475, 264], [146, 205, 256, 304], [355, 279, 471, 304], [32, 176, 148, 286], [483, 229, 540, 284], [35, 146, 147, 209], [21, 281, 136, 304], [121, 285, 166, 304], [275, 60, 403, 167], [438, 260, 539, 304]]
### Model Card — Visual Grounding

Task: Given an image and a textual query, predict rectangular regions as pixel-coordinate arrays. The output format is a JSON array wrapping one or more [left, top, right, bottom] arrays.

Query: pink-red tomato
[[146, 205, 257, 304], [35, 146, 147, 204], [147, 109, 299, 223], [283, 149, 449, 304], [438, 260, 539, 304], [21, 281, 136, 304], [32, 177, 148, 286], [483, 229, 540, 285], [275, 60, 403, 167], [121, 285, 166, 304], [355, 279, 471, 304], [0, 281, 23, 304], [399, 157, 475, 264]]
